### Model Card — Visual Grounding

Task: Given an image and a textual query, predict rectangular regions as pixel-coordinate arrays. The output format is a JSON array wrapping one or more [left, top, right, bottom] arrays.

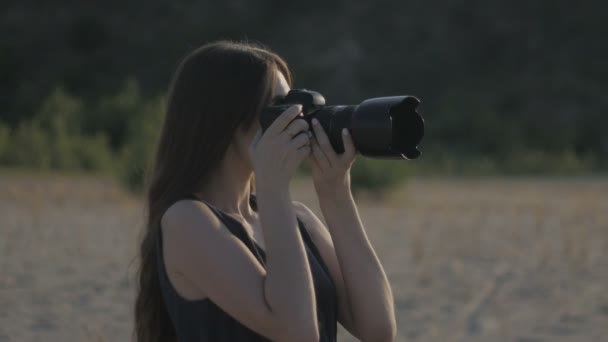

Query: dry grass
[[0, 173, 606, 341]]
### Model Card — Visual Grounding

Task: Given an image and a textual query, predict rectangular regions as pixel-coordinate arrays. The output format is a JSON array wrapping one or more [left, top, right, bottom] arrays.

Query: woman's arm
[[255, 181, 319, 339], [162, 182, 318, 342], [318, 188, 396, 341], [295, 188, 397, 342], [305, 118, 397, 341], [163, 95, 318, 340]]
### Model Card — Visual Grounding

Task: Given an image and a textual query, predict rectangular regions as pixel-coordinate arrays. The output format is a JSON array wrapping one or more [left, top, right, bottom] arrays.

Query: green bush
[[0, 121, 9, 164], [0, 80, 163, 189], [500, 149, 595, 175], [0, 86, 116, 172], [117, 94, 165, 191], [350, 158, 412, 196], [88, 78, 141, 151], [4, 120, 52, 169], [72, 133, 115, 172], [296, 154, 412, 197], [1, 78, 603, 196]]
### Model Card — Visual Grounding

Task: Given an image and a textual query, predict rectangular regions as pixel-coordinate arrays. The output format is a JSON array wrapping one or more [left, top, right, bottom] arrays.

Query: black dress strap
[[183, 193, 266, 264], [248, 194, 336, 297], [158, 192, 338, 341], [295, 215, 333, 283], [180, 193, 251, 238], [182, 193, 329, 277]]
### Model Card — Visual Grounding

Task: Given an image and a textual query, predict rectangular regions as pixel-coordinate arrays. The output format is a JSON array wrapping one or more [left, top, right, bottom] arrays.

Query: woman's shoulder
[[291, 200, 313, 225], [161, 197, 223, 237], [291, 200, 310, 216], [291, 201, 332, 244]]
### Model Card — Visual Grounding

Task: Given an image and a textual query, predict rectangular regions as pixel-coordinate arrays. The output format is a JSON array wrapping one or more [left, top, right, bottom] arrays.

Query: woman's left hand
[[308, 118, 357, 196]]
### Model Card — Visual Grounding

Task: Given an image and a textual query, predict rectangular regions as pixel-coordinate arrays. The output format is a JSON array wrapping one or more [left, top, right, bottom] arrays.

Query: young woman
[[134, 41, 396, 342]]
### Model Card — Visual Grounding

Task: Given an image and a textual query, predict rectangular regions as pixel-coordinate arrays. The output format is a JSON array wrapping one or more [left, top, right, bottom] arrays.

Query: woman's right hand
[[249, 104, 311, 188]]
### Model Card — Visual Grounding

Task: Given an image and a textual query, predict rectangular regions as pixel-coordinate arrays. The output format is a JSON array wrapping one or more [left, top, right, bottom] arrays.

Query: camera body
[[259, 89, 424, 160]]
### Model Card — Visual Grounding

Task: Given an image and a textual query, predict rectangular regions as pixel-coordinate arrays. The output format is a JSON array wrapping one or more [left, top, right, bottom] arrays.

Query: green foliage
[[2, 0, 607, 193], [296, 157, 412, 195], [0, 79, 603, 195], [0, 121, 9, 162], [297, 159, 313, 176], [0, 85, 119, 173], [413, 146, 597, 176], [0, 79, 165, 191], [350, 158, 412, 196], [1, 1, 606, 166], [0, 88, 114, 171], [4, 120, 52, 168], [87, 78, 142, 151], [118, 94, 165, 191]]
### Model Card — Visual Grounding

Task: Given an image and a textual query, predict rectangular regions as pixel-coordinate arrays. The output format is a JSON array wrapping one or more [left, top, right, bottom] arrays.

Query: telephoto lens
[[259, 89, 424, 160]]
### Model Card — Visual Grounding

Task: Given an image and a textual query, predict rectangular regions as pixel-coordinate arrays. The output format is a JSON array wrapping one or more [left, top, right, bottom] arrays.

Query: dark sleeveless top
[[156, 193, 338, 341]]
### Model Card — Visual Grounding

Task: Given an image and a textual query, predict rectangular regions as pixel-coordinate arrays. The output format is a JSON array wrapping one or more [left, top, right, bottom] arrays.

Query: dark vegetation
[[1, 1, 605, 192]]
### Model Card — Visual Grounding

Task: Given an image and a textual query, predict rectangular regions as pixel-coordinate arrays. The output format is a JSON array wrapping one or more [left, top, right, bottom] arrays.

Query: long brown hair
[[134, 41, 292, 342]]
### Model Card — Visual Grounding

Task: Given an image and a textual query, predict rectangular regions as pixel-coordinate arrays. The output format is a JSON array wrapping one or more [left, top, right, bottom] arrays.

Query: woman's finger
[[267, 104, 302, 135], [311, 118, 337, 160], [340, 128, 356, 162], [284, 118, 310, 139], [308, 150, 321, 170], [289, 132, 310, 150], [311, 135, 330, 169]]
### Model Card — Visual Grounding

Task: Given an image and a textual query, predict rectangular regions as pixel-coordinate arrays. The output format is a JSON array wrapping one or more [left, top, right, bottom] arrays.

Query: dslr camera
[[259, 89, 424, 159]]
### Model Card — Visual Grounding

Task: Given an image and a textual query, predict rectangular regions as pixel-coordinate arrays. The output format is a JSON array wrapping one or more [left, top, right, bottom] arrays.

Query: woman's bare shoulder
[[291, 201, 332, 243], [161, 199, 219, 230]]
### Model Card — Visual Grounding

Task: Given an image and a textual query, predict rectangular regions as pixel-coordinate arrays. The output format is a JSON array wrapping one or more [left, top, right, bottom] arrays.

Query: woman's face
[[235, 70, 291, 168], [272, 70, 291, 108]]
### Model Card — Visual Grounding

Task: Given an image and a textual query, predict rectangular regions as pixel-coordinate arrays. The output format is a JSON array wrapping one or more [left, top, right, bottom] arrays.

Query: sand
[[1, 173, 607, 341]]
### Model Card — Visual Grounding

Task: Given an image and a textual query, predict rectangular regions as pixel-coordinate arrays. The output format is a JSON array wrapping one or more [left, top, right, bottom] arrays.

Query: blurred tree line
[[0, 1, 606, 191]]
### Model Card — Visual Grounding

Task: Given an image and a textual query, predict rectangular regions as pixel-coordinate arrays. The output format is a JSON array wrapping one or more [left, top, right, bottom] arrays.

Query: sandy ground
[[1, 173, 607, 341]]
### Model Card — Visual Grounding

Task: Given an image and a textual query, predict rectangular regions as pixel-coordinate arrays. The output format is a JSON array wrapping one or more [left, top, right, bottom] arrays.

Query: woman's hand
[[249, 104, 311, 189], [309, 118, 357, 197]]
